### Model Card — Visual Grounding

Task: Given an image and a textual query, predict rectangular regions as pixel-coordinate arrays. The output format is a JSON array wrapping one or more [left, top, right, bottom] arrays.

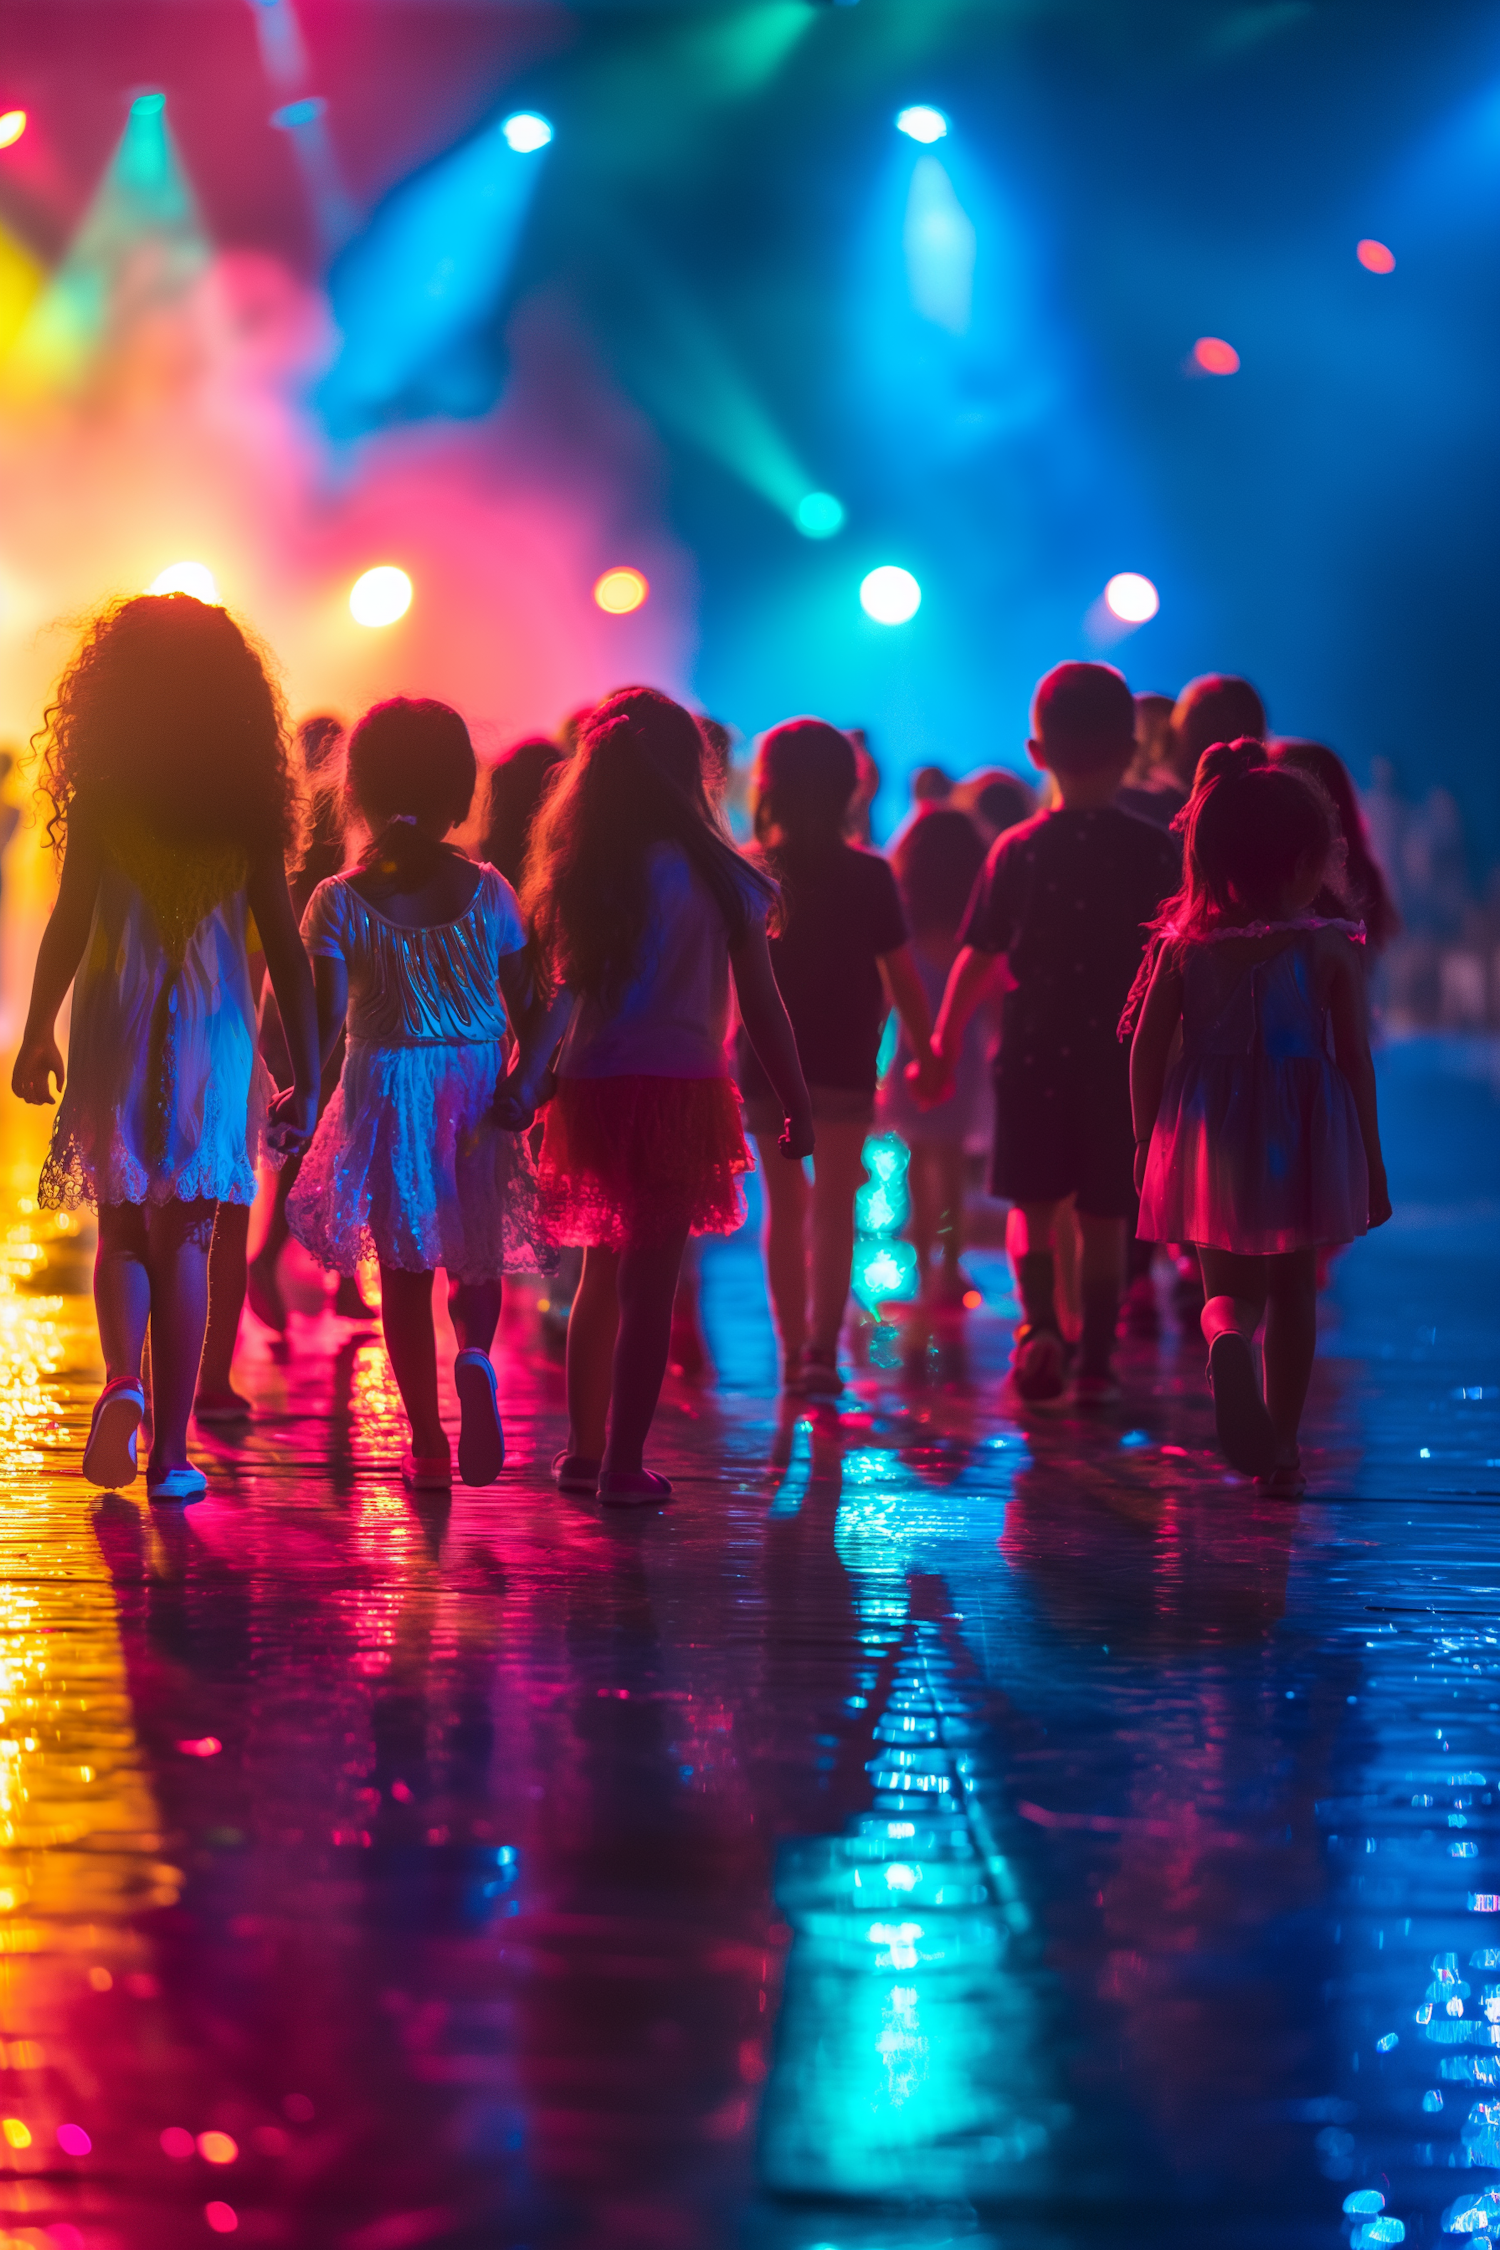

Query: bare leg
[[246, 1160, 296, 1332], [448, 1277, 502, 1355], [1197, 1247, 1271, 1352], [1263, 1246, 1318, 1463], [1198, 1245, 1277, 1474], [197, 1202, 250, 1400], [602, 1228, 691, 1478], [142, 1201, 217, 1475], [378, 1263, 444, 1457], [1007, 1198, 1066, 1400], [808, 1120, 869, 1359], [566, 1246, 620, 1461], [95, 1202, 152, 1384], [753, 1131, 810, 1372], [1075, 1210, 1127, 1380]]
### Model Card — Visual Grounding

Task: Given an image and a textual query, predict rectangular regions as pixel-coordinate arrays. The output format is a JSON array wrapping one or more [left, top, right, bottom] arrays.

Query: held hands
[[267, 1085, 318, 1158], [779, 1105, 815, 1162], [11, 1032, 65, 1107], [904, 1041, 952, 1109], [492, 1065, 553, 1135]]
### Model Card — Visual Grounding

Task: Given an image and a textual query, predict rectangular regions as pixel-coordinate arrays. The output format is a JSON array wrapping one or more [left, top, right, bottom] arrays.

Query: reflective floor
[[0, 1036, 1496, 2250]]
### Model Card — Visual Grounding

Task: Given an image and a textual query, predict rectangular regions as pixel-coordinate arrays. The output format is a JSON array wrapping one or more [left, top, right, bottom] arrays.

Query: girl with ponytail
[[288, 697, 562, 1491], [522, 687, 811, 1503], [1126, 738, 1391, 1494]]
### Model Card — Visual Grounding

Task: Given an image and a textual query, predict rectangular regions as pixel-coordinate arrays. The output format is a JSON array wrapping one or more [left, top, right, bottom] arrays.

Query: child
[[934, 662, 1181, 1405], [880, 806, 992, 1305], [1270, 739, 1400, 960], [12, 593, 320, 1500], [736, 719, 943, 1394], [287, 697, 561, 1490], [523, 687, 810, 1502], [1127, 740, 1391, 1493]]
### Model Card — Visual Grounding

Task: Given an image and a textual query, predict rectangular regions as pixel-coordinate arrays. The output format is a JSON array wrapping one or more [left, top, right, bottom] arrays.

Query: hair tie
[[390, 813, 418, 827]]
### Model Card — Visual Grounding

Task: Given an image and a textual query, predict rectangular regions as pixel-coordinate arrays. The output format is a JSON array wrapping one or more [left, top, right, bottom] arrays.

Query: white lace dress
[[287, 864, 552, 1280], [40, 858, 270, 1210]]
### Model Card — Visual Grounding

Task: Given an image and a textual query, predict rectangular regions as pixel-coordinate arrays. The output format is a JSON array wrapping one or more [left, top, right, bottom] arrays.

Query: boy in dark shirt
[[934, 662, 1180, 1403]]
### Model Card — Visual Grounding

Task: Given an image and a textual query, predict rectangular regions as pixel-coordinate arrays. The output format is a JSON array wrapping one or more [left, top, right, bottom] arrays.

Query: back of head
[[1171, 675, 1266, 778], [752, 718, 859, 851], [955, 767, 1036, 840], [1272, 737, 1398, 945], [892, 806, 985, 938], [910, 764, 952, 807], [1031, 661, 1136, 776], [346, 697, 476, 888], [523, 684, 770, 1002], [297, 713, 345, 776], [478, 735, 563, 890], [1180, 737, 1334, 923], [39, 592, 294, 857]]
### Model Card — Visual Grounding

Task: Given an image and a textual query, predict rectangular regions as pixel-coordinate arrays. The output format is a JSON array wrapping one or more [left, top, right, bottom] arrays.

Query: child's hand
[[267, 1085, 317, 1157], [11, 1034, 64, 1106], [1368, 1169, 1393, 1228], [907, 1048, 952, 1108], [779, 1106, 815, 1162], [492, 1066, 552, 1134]]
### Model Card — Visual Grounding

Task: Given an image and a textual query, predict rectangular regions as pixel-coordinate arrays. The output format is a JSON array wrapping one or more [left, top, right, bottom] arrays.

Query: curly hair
[[35, 593, 297, 858], [522, 686, 775, 1007]]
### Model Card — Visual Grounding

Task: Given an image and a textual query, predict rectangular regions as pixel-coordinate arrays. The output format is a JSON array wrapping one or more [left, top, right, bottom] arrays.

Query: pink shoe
[[82, 1379, 145, 1489]]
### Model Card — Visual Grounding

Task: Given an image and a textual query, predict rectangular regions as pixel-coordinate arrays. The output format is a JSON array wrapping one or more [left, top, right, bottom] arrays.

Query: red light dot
[[204, 2203, 238, 2235], [197, 2131, 238, 2165], [1192, 336, 1240, 376], [175, 1736, 221, 1758], [1357, 237, 1395, 274], [161, 2126, 195, 2160], [56, 2123, 91, 2156], [962, 1289, 983, 1310], [46, 2228, 83, 2250]]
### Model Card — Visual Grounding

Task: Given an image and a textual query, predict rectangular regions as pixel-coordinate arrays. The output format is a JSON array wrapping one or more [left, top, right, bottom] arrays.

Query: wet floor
[[0, 1034, 1496, 2250]]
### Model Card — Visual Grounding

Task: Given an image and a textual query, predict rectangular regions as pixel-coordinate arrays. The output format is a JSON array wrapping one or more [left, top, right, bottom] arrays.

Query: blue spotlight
[[896, 105, 948, 144], [270, 95, 357, 254], [796, 491, 845, 539], [317, 108, 552, 436], [502, 112, 553, 154]]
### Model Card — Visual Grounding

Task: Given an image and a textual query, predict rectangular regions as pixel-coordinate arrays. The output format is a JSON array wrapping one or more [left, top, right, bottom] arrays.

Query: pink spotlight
[[1357, 238, 1395, 274], [1192, 336, 1240, 376]]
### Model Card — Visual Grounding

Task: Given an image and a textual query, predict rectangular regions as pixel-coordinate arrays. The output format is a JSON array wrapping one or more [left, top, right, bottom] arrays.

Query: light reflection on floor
[[0, 1040, 1490, 2246]]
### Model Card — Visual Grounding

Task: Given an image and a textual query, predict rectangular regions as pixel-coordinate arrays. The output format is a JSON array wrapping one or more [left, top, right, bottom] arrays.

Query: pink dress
[[1138, 928, 1368, 1253]]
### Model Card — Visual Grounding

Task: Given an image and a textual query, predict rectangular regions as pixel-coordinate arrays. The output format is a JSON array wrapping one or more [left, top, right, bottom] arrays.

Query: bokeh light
[[1104, 571, 1160, 624], [896, 107, 948, 144], [1192, 336, 1240, 376], [0, 112, 26, 151], [2, 2119, 30, 2149], [1357, 238, 1396, 274], [148, 561, 221, 603], [349, 566, 413, 628], [160, 2127, 195, 2160], [502, 113, 553, 154], [56, 2123, 91, 2156], [175, 1735, 222, 1757], [593, 567, 648, 615], [860, 565, 922, 626], [204, 2205, 238, 2236], [198, 2131, 238, 2165], [795, 491, 845, 539]]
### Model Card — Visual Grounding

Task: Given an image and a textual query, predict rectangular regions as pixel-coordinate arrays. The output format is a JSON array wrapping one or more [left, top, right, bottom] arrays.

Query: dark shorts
[[990, 1054, 1136, 1218]]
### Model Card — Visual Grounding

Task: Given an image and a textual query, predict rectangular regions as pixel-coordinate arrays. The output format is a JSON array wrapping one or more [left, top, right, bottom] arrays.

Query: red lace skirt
[[538, 1074, 752, 1249]]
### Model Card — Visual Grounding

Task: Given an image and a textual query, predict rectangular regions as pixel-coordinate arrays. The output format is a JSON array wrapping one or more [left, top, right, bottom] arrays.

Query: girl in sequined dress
[[287, 698, 563, 1492], [1126, 740, 1391, 1496], [12, 594, 320, 1502]]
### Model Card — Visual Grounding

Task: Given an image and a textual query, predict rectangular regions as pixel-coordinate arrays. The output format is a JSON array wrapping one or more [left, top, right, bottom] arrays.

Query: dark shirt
[[1115, 778, 1187, 830], [958, 807, 1180, 1072], [736, 840, 908, 1094]]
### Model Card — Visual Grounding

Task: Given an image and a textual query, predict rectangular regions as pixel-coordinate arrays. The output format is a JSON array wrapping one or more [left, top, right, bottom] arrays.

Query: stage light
[[860, 565, 921, 625], [349, 566, 412, 627], [270, 97, 325, 131], [0, 112, 26, 151], [1104, 572, 1159, 625], [594, 567, 649, 615], [796, 491, 844, 539], [1357, 238, 1396, 273], [148, 562, 220, 603], [896, 107, 948, 145], [1192, 336, 1240, 375], [502, 113, 553, 155], [131, 92, 166, 120]]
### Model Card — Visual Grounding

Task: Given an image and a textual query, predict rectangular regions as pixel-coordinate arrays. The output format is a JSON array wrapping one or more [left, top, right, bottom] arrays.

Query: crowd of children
[[11, 593, 1392, 1507]]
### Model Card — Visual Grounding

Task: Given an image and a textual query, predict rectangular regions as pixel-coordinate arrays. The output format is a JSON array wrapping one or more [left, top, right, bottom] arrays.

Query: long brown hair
[[523, 686, 774, 1005], [36, 593, 296, 858]]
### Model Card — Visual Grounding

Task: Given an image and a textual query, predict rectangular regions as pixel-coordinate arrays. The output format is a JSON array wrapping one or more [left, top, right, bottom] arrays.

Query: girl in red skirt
[[524, 687, 811, 1504]]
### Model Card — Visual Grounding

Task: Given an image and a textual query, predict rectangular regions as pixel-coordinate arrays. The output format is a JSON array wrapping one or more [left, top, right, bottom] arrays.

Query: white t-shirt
[[559, 842, 766, 1080]]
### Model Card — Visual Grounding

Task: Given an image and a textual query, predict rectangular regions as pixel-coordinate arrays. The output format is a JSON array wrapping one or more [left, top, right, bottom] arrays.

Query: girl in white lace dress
[[288, 698, 563, 1491], [12, 594, 320, 1501]]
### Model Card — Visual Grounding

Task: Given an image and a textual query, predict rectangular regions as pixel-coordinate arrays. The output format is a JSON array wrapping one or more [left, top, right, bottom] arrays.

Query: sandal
[[401, 1448, 452, 1491], [454, 1350, 504, 1486], [82, 1379, 146, 1489], [597, 1468, 673, 1507], [551, 1450, 600, 1496], [1256, 1456, 1307, 1499]]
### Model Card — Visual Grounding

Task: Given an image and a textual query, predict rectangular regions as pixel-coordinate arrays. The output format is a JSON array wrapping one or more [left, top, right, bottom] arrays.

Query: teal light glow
[[795, 490, 845, 538]]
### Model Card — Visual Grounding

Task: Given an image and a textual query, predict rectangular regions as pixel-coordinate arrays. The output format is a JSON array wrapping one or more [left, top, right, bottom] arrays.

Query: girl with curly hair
[[522, 687, 810, 1503], [11, 593, 320, 1502]]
